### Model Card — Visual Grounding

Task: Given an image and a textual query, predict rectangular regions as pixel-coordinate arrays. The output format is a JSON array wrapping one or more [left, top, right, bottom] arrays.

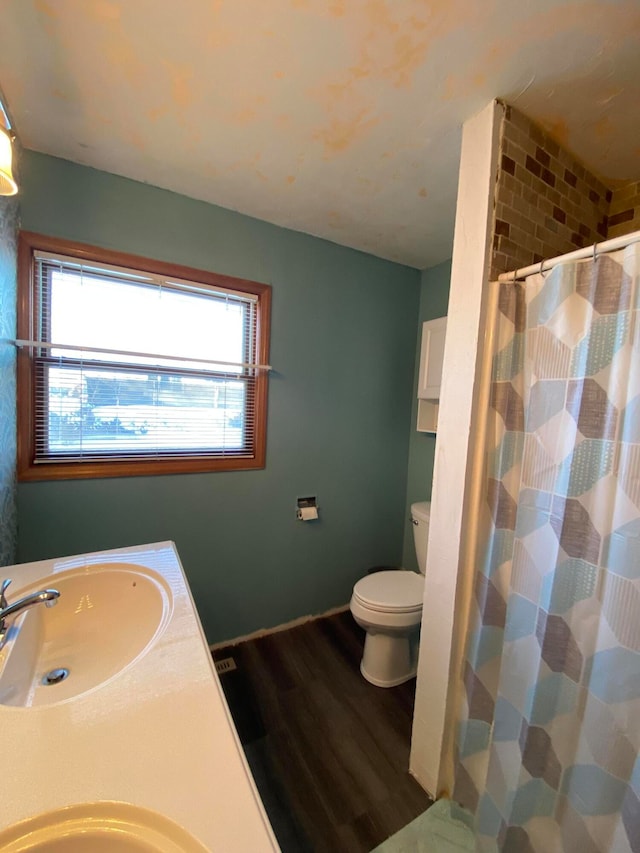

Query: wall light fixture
[[0, 126, 17, 196], [0, 96, 17, 196]]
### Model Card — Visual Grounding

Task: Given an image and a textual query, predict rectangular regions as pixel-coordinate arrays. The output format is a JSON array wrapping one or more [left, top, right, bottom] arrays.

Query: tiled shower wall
[[491, 104, 638, 280], [608, 181, 640, 239]]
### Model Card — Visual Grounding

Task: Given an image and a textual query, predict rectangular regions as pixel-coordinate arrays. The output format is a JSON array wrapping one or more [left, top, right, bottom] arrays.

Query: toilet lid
[[353, 570, 424, 613]]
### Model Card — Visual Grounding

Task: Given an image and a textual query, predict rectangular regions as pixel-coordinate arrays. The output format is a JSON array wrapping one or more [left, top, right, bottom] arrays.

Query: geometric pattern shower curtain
[[454, 243, 640, 852]]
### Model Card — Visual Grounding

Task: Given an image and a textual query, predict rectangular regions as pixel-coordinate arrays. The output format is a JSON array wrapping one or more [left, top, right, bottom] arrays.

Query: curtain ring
[[593, 242, 598, 264], [539, 260, 546, 278]]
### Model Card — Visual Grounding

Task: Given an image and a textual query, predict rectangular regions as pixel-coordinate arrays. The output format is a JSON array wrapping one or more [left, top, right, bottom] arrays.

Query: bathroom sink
[[0, 564, 172, 707], [0, 802, 209, 851]]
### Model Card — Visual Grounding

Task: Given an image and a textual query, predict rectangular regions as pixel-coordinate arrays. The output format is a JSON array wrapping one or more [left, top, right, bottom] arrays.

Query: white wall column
[[409, 100, 503, 797]]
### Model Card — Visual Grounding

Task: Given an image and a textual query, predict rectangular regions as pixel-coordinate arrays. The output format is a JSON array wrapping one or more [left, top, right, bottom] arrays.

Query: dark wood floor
[[213, 610, 432, 853]]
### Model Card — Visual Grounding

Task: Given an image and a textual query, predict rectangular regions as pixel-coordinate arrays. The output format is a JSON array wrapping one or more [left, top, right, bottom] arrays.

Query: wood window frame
[[17, 232, 271, 481]]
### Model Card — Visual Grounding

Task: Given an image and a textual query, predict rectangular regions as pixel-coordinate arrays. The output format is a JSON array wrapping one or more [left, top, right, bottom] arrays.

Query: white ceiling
[[1, 1, 639, 269]]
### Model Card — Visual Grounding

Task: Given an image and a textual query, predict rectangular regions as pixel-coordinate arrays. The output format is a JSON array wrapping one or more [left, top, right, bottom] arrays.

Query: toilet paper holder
[[296, 496, 319, 521]]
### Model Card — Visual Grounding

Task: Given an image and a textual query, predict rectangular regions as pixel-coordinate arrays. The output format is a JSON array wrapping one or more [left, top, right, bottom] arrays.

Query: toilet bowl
[[350, 501, 430, 687]]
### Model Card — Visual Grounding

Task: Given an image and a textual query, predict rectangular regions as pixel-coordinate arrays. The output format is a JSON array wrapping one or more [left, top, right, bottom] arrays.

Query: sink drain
[[42, 667, 69, 685]]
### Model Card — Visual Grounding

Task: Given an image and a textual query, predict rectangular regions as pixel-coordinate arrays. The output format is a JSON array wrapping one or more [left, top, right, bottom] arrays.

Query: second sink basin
[[0, 801, 209, 851], [0, 563, 173, 707]]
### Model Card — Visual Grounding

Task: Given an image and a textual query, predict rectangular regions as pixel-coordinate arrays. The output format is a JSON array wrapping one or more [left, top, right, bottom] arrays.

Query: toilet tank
[[411, 501, 431, 575]]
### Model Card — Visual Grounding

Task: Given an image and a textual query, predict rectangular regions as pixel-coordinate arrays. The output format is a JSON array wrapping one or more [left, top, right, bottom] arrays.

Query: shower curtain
[[454, 243, 640, 852]]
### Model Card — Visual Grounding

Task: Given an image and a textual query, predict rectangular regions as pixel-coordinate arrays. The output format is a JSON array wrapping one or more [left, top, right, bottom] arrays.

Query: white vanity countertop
[[0, 541, 280, 851]]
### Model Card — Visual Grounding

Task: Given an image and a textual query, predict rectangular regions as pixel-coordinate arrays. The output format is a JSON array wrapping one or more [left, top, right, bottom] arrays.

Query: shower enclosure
[[455, 235, 640, 852]]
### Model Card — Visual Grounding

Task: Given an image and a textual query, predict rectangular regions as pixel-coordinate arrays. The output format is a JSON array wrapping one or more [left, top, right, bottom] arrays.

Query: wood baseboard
[[209, 603, 350, 652]]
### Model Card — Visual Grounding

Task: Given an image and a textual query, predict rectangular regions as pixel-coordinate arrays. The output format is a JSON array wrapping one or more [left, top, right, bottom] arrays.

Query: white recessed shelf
[[417, 400, 439, 433], [417, 316, 447, 433]]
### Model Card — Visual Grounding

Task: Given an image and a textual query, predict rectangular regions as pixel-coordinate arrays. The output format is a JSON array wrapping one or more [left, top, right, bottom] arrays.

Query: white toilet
[[350, 501, 431, 687]]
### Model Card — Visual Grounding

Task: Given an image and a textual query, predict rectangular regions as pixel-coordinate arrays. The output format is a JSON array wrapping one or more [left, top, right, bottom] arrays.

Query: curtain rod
[[4, 339, 272, 372], [497, 229, 640, 283]]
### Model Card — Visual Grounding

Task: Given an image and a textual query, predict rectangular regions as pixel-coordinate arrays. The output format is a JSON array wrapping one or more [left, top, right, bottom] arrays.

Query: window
[[17, 232, 271, 480]]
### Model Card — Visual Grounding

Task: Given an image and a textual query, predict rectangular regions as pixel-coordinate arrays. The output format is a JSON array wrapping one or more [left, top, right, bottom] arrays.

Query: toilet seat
[[352, 570, 424, 613]]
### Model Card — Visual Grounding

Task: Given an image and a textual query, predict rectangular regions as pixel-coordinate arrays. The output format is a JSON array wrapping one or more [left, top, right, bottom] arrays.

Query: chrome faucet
[[0, 579, 60, 649]]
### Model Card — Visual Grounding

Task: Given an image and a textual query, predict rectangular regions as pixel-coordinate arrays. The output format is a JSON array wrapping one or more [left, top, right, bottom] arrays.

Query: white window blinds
[[29, 251, 266, 463]]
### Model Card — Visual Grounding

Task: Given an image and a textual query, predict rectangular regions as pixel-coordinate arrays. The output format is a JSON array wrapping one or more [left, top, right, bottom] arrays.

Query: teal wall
[[401, 260, 451, 571], [16, 151, 420, 643], [0, 189, 19, 566]]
